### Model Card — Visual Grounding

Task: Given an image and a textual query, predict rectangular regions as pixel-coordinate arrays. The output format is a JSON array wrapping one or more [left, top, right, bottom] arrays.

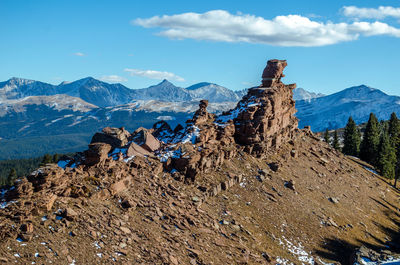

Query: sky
[[1, 0, 400, 96]]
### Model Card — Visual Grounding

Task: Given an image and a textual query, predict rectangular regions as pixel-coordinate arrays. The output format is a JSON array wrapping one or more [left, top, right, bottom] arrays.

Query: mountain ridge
[[0, 60, 399, 265]]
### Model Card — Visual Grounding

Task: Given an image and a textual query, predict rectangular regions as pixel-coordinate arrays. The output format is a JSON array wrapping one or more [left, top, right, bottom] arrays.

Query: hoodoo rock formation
[[232, 59, 298, 156], [1, 60, 399, 265]]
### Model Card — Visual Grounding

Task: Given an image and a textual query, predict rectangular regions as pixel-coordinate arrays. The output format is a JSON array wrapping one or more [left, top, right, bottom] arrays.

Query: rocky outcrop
[[91, 127, 131, 149], [233, 59, 298, 156], [2, 60, 400, 265], [188, 100, 215, 126], [152, 120, 173, 142], [261, 59, 287, 87], [84, 142, 112, 166]]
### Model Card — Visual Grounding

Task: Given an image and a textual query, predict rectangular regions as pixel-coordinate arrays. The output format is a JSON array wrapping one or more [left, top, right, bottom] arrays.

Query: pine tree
[[388, 113, 400, 187], [332, 130, 340, 150], [40, 154, 52, 166], [377, 131, 397, 179], [389, 113, 400, 139], [52, 154, 60, 163], [360, 113, 380, 165], [324, 128, 330, 143], [8, 168, 17, 185], [342, 117, 361, 156]]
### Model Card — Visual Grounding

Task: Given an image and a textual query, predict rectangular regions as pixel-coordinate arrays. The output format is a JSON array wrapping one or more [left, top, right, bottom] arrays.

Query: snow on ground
[[278, 236, 315, 264], [157, 147, 182, 163], [157, 115, 175, 121], [0, 200, 16, 209], [215, 96, 258, 125], [363, 166, 379, 175], [179, 125, 200, 144], [57, 160, 70, 169], [355, 257, 400, 265]]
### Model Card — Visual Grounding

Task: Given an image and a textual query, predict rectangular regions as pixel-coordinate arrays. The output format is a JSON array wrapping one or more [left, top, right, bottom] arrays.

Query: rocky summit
[[0, 60, 400, 265]]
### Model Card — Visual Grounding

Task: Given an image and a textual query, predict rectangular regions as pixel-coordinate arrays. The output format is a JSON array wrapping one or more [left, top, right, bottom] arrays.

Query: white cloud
[[73, 52, 85, 56], [99, 75, 128, 83], [124, 68, 184, 82], [343, 6, 400, 20], [133, 10, 400, 47]]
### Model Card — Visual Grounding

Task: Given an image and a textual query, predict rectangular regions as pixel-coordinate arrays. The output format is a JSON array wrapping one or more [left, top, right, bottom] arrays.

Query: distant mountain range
[[0, 77, 398, 159], [296, 85, 400, 131]]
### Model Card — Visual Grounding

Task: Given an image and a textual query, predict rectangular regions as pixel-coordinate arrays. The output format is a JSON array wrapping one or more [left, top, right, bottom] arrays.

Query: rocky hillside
[[1, 60, 400, 265]]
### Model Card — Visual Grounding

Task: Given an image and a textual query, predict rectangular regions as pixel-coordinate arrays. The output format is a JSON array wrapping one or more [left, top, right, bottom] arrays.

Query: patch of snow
[[157, 115, 175, 121], [109, 147, 128, 161], [123, 156, 135, 163], [276, 257, 292, 265], [0, 200, 16, 209], [278, 236, 315, 264], [157, 147, 182, 163], [216, 96, 258, 125], [35, 253, 39, 258], [363, 166, 379, 175], [57, 160, 70, 169], [14, 253, 21, 258], [173, 125, 200, 144], [355, 257, 400, 265], [93, 241, 101, 249], [96, 253, 103, 258]]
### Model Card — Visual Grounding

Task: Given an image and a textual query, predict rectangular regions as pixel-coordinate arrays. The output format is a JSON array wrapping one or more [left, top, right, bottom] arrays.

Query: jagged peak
[[6, 77, 35, 84]]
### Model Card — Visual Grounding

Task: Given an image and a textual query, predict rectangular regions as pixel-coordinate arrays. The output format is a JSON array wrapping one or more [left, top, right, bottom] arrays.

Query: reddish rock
[[126, 142, 153, 157], [131, 128, 161, 152], [262, 59, 287, 87], [84, 143, 112, 166], [91, 127, 130, 148], [188, 100, 215, 126], [233, 59, 298, 156]]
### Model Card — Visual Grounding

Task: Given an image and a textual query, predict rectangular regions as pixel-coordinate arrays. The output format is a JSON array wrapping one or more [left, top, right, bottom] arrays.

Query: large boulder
[[84, 142, 112, 166], [126, 142, 153, 157], [131, 128, 161, 152], [91, 127, 130, 148]]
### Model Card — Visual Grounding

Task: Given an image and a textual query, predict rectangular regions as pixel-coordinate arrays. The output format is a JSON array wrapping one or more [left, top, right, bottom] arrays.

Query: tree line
[[0, 154, 61, 188], [324, 113, 400, 184]]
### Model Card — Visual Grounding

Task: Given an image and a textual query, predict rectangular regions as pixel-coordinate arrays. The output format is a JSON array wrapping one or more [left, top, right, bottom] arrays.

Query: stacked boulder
[[233, 59, 298, 156]]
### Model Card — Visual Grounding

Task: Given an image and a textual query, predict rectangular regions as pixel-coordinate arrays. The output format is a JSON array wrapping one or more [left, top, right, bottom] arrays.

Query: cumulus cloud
[[73, 52, 85, 56], [124, 68, 184, 82], [343, 6, 400, 20], [133, 10, 400, 47], [99, 75, 128, 83]]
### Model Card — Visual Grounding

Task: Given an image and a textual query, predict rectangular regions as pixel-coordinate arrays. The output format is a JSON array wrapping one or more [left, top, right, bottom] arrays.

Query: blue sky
[[1, 0, 400, 95]]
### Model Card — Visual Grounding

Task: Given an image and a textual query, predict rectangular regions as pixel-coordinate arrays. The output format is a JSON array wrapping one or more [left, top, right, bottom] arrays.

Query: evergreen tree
[[377, 132, 397, 179], [332, 130, 340, 150], [388, 113, 400, 187], [324, 128, 330, 143], [52, 154, 60, 163], [360, 113, 380, 165], [389, 113, 400, 139], [342, 117, 361, 156], [40, 154, 53, 166], [8, 168, 17, 184]]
